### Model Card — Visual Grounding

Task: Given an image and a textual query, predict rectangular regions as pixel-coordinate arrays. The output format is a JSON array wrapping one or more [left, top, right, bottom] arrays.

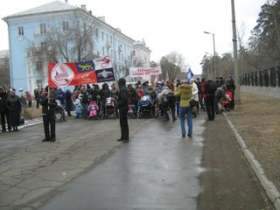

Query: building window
[[62, 21, 69, 31], [83, 23, 87, 30], [36, 80, 43, 88], [40, 23, 47, 35], [18, 26, 24, 36], [110, 36, 113, 44], [102, 32, 104, 41], [41, 42, 47, 49], [106, 34, 109, 43], [102, 47, 105, 55], [95, 28, 99, 39], [36, 61, 43, 71], [118, 44, 122, 55]]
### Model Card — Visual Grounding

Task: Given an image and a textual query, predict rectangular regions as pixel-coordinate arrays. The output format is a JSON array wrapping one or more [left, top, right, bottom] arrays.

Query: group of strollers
[[73, 93, 118, 120], [67, 81, 179, 121]]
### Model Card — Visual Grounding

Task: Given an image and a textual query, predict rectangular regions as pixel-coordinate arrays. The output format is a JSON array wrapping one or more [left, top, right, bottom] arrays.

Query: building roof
[[3, 1, 136, 43], [133, 40, 151, 52], [4, 1, 78, 20]]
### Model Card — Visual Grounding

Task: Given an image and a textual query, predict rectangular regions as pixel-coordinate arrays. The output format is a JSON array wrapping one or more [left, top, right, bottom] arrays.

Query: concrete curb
[[224, 113, 280, 210], [19, 118, 42, 130]]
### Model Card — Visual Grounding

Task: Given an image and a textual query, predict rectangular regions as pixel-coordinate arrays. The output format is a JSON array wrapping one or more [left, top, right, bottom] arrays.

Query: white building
[[132, 40, 151, 68]]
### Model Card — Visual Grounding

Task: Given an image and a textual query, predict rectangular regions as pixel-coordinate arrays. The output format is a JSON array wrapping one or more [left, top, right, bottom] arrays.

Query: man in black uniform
[[117, 78, 129, 143], [205, 80, 217, 121], [40, 88, 57, 142]]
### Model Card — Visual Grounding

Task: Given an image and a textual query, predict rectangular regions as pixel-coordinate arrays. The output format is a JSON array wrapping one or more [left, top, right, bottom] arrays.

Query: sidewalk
[[19, 118, 42, 130], [198, 114, 273, 210], [0, 118, 151, 210], [227, 92, 280, 193]]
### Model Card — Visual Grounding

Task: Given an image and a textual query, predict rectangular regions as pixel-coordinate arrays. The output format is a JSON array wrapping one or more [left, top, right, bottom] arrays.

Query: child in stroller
[[74, 96, 82, 119], [137, 95, 154, 118], [88, 100, 99, 119], [103, 97, 117, 118], [223, 89, 233, 111]]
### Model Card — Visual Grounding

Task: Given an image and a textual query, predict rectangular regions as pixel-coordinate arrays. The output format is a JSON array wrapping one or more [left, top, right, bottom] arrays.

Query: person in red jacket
[[136, 85, 144, 99]]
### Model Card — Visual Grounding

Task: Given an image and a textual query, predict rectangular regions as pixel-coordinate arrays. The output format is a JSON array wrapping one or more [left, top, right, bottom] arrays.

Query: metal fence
[[240, 66, 280, 87]]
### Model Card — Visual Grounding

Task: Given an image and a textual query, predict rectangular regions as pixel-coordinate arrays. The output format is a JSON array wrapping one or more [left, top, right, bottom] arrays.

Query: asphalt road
[[39, 116, 205, 210]]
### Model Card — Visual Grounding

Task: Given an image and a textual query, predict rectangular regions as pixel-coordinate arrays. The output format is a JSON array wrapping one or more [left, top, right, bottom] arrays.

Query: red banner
[[48, 63, 97, 88]]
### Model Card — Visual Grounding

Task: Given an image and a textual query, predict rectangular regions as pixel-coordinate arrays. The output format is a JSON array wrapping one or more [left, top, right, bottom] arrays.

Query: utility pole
[[231, 0, 241, 103], [204, 31, 216, 79], [212, 33, 216, 79]]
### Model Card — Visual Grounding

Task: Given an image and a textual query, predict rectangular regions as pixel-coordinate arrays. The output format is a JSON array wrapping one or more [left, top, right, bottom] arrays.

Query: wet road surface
[[39, 116, 205, 210]]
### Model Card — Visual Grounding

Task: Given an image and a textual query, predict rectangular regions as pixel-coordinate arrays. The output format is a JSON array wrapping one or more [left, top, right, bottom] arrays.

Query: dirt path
[[198, 114, 273, 210], [228, 92, 280, 193]]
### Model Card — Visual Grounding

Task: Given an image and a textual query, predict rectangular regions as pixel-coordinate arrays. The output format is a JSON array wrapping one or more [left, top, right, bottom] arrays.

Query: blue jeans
[[179, 106, 192, 136], [76, 113, 81, 119], [176, 101, 180, 117]]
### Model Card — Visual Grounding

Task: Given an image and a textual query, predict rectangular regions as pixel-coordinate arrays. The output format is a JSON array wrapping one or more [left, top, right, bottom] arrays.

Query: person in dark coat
[[80, 87, 89, 118], [175, 80, 181, 117], [0, 87, 11, 132], [117, 78, 129, 143], [7, 90, 22, 131], [65, 90, 73, 117], [205, 80, 217, 121], [34, 88, 40, 109], [127, 84, 138, 115], [90, 85, 101, 105], [40, 88, 57, 142], [100, 83, 111, 117]]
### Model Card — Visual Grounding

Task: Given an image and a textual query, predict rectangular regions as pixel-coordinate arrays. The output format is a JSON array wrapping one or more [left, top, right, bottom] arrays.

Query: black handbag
[[189, 99, 197, 107]]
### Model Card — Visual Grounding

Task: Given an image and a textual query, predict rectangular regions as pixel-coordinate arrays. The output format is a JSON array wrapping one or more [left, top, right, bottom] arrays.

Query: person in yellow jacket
[[175, 81, 193, 138]]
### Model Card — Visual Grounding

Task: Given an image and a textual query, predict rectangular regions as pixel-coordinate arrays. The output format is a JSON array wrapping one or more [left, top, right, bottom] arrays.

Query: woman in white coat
[[191, 79, 199, 116]]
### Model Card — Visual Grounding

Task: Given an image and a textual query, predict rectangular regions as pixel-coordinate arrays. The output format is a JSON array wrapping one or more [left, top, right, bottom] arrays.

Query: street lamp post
[[231, 0, 241, 103], [204, 31, 216, 79]]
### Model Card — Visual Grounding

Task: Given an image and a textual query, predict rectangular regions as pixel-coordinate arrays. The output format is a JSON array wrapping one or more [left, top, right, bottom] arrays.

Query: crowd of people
[[0, 76, 236, 140], [0, 87, 22, 132]]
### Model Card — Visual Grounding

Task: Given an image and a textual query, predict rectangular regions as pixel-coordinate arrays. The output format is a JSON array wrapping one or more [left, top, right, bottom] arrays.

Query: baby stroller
[[190, 99, 198, 118], [103, 97, 117, 119], [158, 93, 176, 121], [223, 90, 233, 111], [137, 95, 154, 118], [55, 99, 66, 122], [88, 100, 99, 119], [128, 104, 137, 119]]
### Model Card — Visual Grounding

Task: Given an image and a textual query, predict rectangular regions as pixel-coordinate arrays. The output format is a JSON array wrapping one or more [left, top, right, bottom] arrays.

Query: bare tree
[[0, 53, 10, 87], [165, 51, 185, 70], [27, 14, 96, 64], [160, 52, 184, 81]]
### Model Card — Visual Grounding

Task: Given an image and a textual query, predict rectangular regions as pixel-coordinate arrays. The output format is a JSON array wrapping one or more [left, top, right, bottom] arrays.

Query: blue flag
[[186, 68, 194, 82]]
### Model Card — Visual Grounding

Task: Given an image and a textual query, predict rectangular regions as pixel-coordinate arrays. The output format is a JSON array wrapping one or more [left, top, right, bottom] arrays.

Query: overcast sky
[[0, 0, 266, 74]]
